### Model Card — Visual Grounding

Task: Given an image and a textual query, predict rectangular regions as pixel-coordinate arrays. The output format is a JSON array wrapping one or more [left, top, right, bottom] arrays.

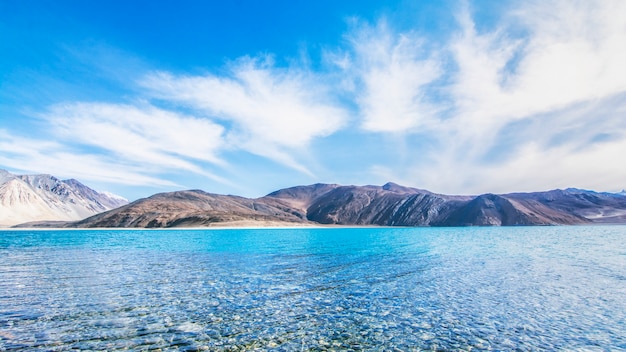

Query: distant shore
[[1, 221, 404, 231]]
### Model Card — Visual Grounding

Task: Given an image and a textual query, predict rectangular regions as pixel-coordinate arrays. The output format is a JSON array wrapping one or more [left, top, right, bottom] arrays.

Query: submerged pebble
[[1, 228, 626, 350]]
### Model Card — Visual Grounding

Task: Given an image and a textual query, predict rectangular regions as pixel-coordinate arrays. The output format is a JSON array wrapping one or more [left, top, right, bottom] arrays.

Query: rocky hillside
[[265, 183, 622, 226], [69, 190, 309, 228], [0, 170, 128, 227], [62, 182, 626, 228]]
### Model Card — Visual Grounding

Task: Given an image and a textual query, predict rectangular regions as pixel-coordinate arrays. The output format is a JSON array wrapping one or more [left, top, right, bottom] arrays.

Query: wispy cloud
[[340, 20, 443, 133], [2, 56, 350, 188], [0, 102, 233, 187], [0, 130, 182, 187], [2, 0, 625, 197], [45, 102, 225, 168], [358, 0, 626, 193], [141, 56, 349, 174], [449, 0, 626, 134]]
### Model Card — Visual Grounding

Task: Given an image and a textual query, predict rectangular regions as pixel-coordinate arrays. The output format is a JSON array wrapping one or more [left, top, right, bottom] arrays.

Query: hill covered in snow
[[0, 170, 128, 227]]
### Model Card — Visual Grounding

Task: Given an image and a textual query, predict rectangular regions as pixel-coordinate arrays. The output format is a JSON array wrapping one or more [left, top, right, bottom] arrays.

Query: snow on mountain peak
[[0, 169, 18, 183], [100, 191, 129, 202], [0, 171, 128, 227]]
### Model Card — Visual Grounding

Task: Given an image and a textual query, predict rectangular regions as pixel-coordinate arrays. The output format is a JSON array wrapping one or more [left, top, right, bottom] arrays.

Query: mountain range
[[4, 170, 626, 228], [0, 170, 128, 227], [12, 181, 624, 228]]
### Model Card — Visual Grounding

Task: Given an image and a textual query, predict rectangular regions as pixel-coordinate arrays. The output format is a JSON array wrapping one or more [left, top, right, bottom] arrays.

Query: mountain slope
[[70, 190, 310, 228], [263, 182, 470, 226], [504, 189, 626, 224], [304, 185, 431, 225], [0, 170, 128, 227], [263, 183, 341, 213], [432, 193, 589, 226], [26, 181, 626, 228]]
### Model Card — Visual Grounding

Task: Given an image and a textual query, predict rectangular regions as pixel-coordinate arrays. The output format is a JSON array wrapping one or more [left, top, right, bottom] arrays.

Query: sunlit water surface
[[1, 227, 625, 351]]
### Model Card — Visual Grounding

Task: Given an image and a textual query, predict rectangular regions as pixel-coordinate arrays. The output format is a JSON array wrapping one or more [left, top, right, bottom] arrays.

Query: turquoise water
[[1, 227, 625, 351]]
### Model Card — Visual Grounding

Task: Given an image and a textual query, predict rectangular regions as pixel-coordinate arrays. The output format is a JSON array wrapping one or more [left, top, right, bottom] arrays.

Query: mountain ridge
[[0, 170, 128, 227], [24, 182, 626, 228]]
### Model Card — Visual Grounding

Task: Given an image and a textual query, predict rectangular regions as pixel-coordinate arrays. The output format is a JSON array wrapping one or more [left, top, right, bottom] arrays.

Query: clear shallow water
[[0, 227, 625, 351]]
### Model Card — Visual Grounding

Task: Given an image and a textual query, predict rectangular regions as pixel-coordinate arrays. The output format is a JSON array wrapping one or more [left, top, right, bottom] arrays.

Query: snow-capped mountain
[[0, 170, 128, 227]]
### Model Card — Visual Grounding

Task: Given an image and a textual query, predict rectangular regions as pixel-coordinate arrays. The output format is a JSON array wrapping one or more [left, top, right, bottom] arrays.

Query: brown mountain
[[24, 183, 626, 228], [68, 190, 310, 228], [432, 193, 588, 226]]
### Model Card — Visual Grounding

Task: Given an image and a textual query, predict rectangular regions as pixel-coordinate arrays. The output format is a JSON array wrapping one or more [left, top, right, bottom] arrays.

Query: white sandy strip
[[0, 222, 390, 231]]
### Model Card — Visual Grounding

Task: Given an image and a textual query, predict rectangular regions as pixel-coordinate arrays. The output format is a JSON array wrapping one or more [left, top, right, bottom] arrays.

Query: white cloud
[[449, 0, 626, 188], [343, 20, 443, 133], [472, 135, 626, 194], [353, 0, 626, 193], [141, 57, 349, 174], [448, 0, 626, 137], [0, 130, 181, 187], [45, 102, 225, 168], [43, 102, 234, 184], [4, 0, 626, 196], [0, 101, 235, 189]]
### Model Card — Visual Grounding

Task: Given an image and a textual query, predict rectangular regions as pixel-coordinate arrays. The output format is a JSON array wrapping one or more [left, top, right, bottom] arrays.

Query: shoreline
[[2, 223, 625, 231], [0, 223, 396, 231]]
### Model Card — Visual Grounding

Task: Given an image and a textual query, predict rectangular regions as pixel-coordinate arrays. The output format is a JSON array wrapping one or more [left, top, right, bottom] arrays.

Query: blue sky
[[1, 0, 626, 200]]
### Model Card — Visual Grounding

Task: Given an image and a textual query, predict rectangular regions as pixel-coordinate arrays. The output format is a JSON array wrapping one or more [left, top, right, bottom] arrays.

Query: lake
[[1, 226, 625, 351]]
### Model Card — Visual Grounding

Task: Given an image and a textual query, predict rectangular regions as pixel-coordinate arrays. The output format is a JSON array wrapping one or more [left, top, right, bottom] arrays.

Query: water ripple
[[0, 227, 625, 350]]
